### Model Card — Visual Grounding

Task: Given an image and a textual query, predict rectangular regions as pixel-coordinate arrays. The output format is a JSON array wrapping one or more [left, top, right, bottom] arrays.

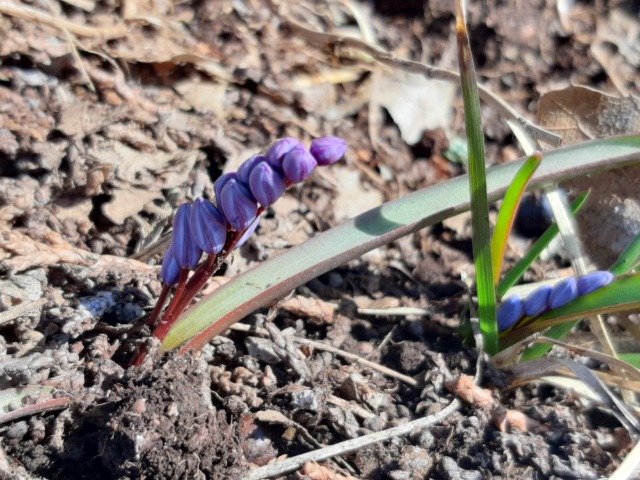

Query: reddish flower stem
[[147, 283, 172, 328]]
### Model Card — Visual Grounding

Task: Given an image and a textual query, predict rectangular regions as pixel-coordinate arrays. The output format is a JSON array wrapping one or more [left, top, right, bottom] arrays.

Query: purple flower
[[190, 197, 228, 255], [310, 137, 347, 166], [172, 203, 202, 270], [577, 271, 614, 296], [215, 172, 255, 204], [523, 285, 553, 317], [218, 177, 258, 231], [266, 138, 303, 171], [237, 154, 267, 186], [282, 145, 317, 183], [548, 277, 578, 310], [249, 161, 286, 207], [235, 216, 260, 249], [497, 296, 524, 331], [161, 242, 180, 286]]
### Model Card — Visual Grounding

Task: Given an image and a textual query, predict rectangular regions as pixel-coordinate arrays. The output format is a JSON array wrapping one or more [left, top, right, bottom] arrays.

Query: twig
[[0, 0, 128, 39], [0, 397, 72, 425], [243, 398, 461, 480], [0, 298, 46, 325], [285, 19, 561, 148], [229, 323, 419, 387]]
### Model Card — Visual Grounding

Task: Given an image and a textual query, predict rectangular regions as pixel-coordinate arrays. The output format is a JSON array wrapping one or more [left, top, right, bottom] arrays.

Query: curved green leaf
[[492, 153, 541, 286], [497, 192, 589, 298], [164, 136, 640, 352]]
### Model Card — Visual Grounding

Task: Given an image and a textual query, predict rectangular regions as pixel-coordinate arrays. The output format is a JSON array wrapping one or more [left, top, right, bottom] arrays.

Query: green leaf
[[456, 0, 498, 354], [497, 192, 589, 298], [491, 153, 542, 286], [164, 136, 640, 353], [502, 273, 640, 359], [610, 232, 640, 275], [619, 353, 640, 370]]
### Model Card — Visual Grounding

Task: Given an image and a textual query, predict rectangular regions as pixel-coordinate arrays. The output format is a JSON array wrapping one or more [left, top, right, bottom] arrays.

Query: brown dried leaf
[[446, 375, 542, 433], [57, 101, 132, 137], [537, 86, 640, 266], [102, 187, 162, 225], [301, 462, 358, 480], [280, 296, 336, 324], [537, 86, 640, 144]]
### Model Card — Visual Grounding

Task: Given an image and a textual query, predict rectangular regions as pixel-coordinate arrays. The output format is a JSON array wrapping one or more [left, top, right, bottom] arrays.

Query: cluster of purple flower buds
[[497, 270, 615, 331], [161, 136, 348, 286]]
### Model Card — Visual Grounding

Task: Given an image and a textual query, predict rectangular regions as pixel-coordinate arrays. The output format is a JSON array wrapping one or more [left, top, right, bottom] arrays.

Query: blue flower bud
[[577, 271, 614, 296], [190, 197, 227, 255], [266, 138, 303, 170], [522, 285, 552, 317], [237, 154, 267, 186], [161, 242, 180, 286], [548, 277, 578, 310], [249, 161, 286, 207], [282, 145, 317, 183], [497, 296, 524, 331], [172, 203, 203, 269], [214, 172, 253, 205], [236, 216, 260, 249], [218, 177, 258, 231], [310, 137, 347, 166]]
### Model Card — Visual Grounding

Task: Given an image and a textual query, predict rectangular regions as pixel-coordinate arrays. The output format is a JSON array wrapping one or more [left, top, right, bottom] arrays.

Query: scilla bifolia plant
[[132, 137, 347, 364], [149, 0, 640, 360]]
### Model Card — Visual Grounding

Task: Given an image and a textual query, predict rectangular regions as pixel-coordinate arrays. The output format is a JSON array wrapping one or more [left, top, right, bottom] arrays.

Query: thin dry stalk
[[0, 0, 128, 39]]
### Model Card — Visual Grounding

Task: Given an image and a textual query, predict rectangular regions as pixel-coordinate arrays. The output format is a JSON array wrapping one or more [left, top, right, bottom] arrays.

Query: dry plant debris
[[0, 0, 637, 479]]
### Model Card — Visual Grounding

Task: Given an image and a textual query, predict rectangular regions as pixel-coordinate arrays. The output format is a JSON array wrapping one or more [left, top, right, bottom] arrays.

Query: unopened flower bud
[[190, 197, 227, 255], [218, 177, 258, 231], [282, 145, 317, 183], [215, 173, 250, 204], [172, 203, 202, 270], [548, 277, 578, 310], [497, 296, 524, 331], [249, 161, 286, 207], [161, 242, 180, 286], [237, 154, 267, 186], [236, 216, 260, 249], [310, 136, 347, 166], [577, 271, 614, 296], [523, 285, 552, 317], [266, 138, 303, 171]]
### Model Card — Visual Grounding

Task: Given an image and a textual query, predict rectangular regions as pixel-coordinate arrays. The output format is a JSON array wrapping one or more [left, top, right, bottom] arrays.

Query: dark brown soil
[[0, 0, 637, 479]]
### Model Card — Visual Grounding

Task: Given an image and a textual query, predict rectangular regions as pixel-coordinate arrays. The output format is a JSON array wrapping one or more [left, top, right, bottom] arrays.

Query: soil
[[0, 0, 637, 479]]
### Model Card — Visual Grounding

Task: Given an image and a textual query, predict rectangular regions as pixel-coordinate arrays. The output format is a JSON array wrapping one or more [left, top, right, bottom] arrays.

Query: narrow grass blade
[[619, 353, 640, 370], [162, 136, 640, 352], [456, 0, 498, 354], [497, 192, 589, 298], [500, 273, 640, 359], [491, 153, 542, 285], [610, 232, 640, 275]]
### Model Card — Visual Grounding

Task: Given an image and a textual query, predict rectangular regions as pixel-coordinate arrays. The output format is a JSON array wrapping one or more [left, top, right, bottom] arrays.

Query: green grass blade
[[618, 353, 640, 369], [491, 153, 542, 286], [162, 136, 640, 352], [497, 192, 589, 298], [501, 273, 640, 359], [610, 232, 640, 275], [456, 0, 498, 354]]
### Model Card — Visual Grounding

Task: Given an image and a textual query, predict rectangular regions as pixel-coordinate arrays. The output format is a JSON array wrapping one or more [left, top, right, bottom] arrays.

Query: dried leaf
[[280, 296, 336, 324], [446, 375, 542, 433], [538, 86, 640, 266], [372, 70, 455, 144]]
